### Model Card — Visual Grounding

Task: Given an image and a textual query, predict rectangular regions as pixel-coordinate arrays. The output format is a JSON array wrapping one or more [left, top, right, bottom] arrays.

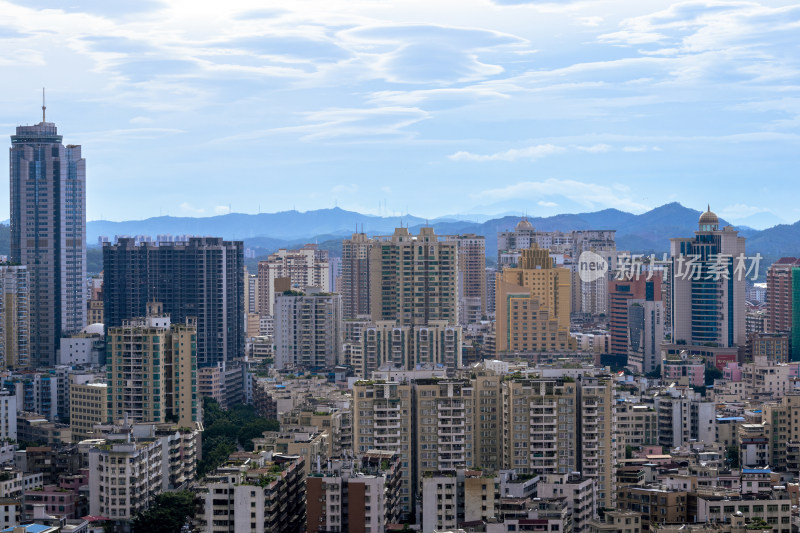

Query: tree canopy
[[198, 397, 280, 477], [132, 491, 195, 533]]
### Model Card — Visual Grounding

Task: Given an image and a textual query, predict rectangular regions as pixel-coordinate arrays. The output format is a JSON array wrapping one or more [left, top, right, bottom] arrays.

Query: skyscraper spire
[[42, 88, 46, 122]]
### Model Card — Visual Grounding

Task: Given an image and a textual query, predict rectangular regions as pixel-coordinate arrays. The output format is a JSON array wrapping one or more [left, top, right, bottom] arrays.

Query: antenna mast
[[42, 88, 46, 122]]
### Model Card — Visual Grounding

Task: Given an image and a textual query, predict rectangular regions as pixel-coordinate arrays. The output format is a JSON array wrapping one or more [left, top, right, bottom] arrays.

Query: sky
[[1, 0, 799, 228]]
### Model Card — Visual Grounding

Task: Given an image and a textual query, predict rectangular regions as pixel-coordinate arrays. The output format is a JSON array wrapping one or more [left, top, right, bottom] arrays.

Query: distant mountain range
[[0, 202, 788, 278], [83, 203, 741, 249], [79, 203, 800, 279]]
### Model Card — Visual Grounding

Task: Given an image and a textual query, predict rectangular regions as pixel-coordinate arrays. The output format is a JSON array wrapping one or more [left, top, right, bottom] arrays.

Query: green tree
[[132, 491, 196, 533], [197, 398, 280, 477], [238, 418, 279, 451], [726, 445, 740, 468], [645, 365, 661, 379], [705, 366, 723, 386]]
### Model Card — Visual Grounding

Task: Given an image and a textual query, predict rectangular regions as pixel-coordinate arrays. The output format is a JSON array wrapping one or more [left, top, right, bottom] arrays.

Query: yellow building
[[0, 265, 29, 369], [70, 382, 108, 441], [495, 245, 574, 354], [87, 299, 104, 325], [107, 302, 198, 427]]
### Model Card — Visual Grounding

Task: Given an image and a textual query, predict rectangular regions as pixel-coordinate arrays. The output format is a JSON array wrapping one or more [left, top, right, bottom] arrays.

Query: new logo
[[578, 251, 608, 283]]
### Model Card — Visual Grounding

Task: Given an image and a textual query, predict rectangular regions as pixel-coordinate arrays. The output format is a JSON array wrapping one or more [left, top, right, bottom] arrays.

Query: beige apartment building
[[449, 234, 487, 322], [69, 382, 107, 441], [370, 227, 458, 326], [495, 245, 574, 354], [341, 232, 374, 319], [763, 394, 800, 471], [107, 302, 198, 427], [357, 320, 462, 376], [0, 265, 29, 370], [501, 375, 616, 510], [352, 379, 414, 519], [258, 245, 329, 316]]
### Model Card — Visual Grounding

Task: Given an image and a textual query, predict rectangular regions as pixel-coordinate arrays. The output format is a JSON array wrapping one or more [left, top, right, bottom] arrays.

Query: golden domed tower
[[698, 204, 719, 231]]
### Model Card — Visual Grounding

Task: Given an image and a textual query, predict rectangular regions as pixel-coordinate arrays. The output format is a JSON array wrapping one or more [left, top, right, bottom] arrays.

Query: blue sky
[[1, 0, 799, 228]]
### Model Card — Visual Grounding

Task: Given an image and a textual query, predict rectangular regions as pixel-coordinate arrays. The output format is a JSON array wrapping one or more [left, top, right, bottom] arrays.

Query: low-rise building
[[196, 453, 306, 533], [616, 485, 689, 530], [88, 438, 164, 525], [306, 450, 403, 533], [696, 488, 792, 533], [69, 383, 107, 442], [587, 510, 642, 533], [538, 473, 596, 533], [252, 429, 330, 476], [421, 469, 499, 533]]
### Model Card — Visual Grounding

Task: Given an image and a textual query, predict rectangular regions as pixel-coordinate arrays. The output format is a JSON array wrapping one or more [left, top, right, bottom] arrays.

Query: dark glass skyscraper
[[102, 237, 244, 367], [10, 118, 86, 367]]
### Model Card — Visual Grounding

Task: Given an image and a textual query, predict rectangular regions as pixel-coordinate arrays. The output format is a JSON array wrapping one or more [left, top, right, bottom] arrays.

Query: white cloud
[[449, 143, 565, 162], [1, 0, 799, 222], [448, 141, 646, 161], [180, 202, 204, 214], [576, 143, 611, 153], [214, 205, 231, 215], [621, 145, 663, 152], [578, 16, 603, 28], [717, 204, 771, 219], [475, 178, 650, 212], [538, 200, 558, 207]]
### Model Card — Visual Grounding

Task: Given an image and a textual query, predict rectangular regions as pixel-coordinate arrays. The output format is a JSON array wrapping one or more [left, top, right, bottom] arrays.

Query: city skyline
[[0, 1, 798, 226]]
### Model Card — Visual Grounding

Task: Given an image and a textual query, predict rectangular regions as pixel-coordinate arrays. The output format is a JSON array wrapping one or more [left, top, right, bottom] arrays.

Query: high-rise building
[[106, 302, 198, 426], [486, 267, 497, 314], [792, 268, 800, 362], [497, 221, 616, 269], [352, 380, 414, 519], [766, 258, 800, 333], [244, 266, 259, 315], [501, 374, 616, 511], [498, 220, 616, 315], [273, 288, 342, 370], [10, 116, 86, 367], [608, 274, 664, 373], [357, 320, 462, 376], [0, 390, 17, 443], [448, 234, 486, 322], [626, 299, 664, 374], [0, 265, 30, 369], [257, 245, 329, 316], [103, 237, 244, 367], [414, 378, 474, 482], [341, 232, 373, 319], [495, 245, 574, 354], [670, 207, 746, 349], [370, 227, 458, 326]]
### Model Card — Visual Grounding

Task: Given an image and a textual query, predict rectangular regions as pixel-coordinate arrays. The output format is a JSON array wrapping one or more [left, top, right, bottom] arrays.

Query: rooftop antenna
[[41, 88, 46, 122]]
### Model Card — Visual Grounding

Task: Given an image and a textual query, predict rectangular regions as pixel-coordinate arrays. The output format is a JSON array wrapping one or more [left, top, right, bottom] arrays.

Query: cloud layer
[[0, 0, 798, 220]]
